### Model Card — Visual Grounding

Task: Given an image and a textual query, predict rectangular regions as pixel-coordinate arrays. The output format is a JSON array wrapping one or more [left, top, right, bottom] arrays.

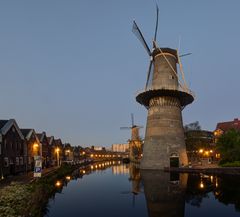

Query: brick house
[[214, 118, 240, 141], [0, 119, 26, 177], [63, 143, 74, 162], [21, 129, 41, 171], [55, 139, 63, 165], [37, 132, 51, 168], [48, 136, 58, 166]]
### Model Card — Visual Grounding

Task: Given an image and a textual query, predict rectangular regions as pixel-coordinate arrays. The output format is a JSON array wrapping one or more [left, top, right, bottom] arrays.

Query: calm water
[[45, 162, 240, 217]]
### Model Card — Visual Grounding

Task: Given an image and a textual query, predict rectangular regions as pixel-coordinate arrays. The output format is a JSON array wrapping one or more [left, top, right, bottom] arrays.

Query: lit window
[[4, 157, 9, 167]]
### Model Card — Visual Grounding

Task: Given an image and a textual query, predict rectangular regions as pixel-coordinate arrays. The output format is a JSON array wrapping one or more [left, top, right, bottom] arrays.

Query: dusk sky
[[0, 0, 239, 147]]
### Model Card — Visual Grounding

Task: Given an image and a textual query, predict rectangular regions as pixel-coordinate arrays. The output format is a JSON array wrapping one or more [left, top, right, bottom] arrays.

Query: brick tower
[[136, 48, 194, 169]]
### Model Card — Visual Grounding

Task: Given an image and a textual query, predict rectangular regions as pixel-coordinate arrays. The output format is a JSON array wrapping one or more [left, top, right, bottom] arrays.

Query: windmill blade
[[154, 3, 159, 42], [131, 113, 134, 127], [177, 50, 188, 90], [132, 21, 151, 56], [120, 127, 131, 130], [145, 59, 153, 90], [179, 53, 192, 58]]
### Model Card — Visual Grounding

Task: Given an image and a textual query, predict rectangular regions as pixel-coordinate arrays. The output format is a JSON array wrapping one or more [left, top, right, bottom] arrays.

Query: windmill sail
[[132, 21, 151, 56], [154, 4, 159, 42]]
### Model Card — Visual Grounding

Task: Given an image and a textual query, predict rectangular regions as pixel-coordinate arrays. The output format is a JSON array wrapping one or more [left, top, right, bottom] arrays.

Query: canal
[[45, 161, 240, 217]]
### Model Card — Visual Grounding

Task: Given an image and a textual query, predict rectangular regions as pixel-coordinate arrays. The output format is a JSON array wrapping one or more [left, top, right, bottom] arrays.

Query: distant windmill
[[120, 113, 143, 141]]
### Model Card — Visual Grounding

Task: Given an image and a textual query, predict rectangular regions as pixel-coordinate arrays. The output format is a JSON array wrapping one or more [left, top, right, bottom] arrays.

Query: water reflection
[[141, 170, 187, 217], [186, 173, 240, 212], [45, 162, 240, 217]]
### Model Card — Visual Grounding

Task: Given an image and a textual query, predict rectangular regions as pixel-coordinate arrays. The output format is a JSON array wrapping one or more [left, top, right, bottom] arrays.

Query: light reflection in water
[[45, 162, 240, 217]]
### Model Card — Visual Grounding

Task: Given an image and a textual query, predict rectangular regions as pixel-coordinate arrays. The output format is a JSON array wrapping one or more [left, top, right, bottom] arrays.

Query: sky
[[0, 0, 239, 147]]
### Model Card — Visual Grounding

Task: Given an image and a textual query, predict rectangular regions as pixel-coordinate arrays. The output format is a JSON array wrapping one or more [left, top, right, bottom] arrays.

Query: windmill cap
[[152, 47, 178, 62]]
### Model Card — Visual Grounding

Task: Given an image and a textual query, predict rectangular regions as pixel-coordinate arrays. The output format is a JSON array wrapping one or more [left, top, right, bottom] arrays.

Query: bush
[[220, 161, 240, 167]]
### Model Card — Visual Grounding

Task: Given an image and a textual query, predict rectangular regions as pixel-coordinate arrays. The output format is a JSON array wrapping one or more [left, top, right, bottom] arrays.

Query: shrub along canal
[[44, 161, 240, 217]]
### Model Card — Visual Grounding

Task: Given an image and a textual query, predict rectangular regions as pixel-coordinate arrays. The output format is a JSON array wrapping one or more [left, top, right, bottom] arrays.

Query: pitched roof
[[216, 118, 240, 132], [0, 119, 24, 139], [0, 120, 8, 129], [21, 129, 33, 137], [55, 139, 62, 146], [47, 136, 54, 145], [36, 132, 47, 143]]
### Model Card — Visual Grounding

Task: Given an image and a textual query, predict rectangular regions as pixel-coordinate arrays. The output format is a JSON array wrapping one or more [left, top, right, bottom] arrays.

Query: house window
[[19, 157, 24, 165], [4, 140, 7, 149], [12, 127, 15, 133], [16, 157, 19, 166], [28, 157, 31, 165], [4, 157, 9, 167]]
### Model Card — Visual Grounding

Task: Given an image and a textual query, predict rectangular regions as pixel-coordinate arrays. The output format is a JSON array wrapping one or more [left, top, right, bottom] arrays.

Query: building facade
[[112, 143, 129, 153], [0, 119, 27, 177], [21, 129, 41, 171]]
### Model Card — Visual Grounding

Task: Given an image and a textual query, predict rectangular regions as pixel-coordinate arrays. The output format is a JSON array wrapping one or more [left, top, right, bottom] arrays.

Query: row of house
[[0, 119, 86, 178]]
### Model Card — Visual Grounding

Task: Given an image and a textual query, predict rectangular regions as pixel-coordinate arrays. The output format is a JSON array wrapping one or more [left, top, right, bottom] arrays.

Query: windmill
[[120, 113, 143, 141], [132, 4, 192, 93], [133, 3, 195, 169], [120, 114, 143, 162]]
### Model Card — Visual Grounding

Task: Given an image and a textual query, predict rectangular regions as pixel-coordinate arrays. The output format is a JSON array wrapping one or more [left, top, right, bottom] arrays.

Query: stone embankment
[[164, 167, 240, 175]]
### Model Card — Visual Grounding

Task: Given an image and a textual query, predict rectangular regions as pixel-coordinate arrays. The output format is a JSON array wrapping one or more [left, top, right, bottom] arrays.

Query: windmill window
[[169, 75, 174, 79]]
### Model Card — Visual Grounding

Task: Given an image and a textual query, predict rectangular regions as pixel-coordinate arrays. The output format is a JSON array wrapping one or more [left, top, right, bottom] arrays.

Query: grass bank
[[0, 164, 78, 217]]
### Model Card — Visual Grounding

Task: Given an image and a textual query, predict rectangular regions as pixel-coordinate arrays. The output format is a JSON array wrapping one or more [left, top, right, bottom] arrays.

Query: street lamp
[[55, 147, 60, 167]]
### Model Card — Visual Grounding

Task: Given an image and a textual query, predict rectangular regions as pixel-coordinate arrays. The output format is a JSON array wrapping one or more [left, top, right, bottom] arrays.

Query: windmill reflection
[[121, 163, 143, 207], [141, 170, 188, 217]]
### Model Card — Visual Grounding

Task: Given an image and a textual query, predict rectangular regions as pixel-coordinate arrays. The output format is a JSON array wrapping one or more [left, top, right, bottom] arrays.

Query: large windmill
[[132, 4, 194, 169]]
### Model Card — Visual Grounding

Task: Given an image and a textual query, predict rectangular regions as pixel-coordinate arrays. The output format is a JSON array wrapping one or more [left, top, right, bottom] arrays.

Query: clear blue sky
[[0, 0, 239, 147]]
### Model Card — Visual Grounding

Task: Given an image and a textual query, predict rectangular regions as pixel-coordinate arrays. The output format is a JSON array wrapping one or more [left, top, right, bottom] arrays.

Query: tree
[[216, 129, 240, 164], [184, 121, 201, 132]]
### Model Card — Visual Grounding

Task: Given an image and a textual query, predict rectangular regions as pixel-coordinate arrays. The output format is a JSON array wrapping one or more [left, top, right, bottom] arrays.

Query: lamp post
[[55, 148, 60, 167]]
